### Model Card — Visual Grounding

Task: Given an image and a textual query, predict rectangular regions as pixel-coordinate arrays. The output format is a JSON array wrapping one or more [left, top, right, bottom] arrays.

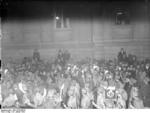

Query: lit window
[[54, 9, 70, 29], [115, 9, 130, 25]]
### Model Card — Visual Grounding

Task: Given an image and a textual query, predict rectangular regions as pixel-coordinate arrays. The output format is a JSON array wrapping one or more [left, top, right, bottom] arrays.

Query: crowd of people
[[0, 48, 150, 109]]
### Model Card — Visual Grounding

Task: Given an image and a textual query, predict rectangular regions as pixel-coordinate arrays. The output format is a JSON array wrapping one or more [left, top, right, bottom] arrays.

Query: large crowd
[[0, 48, 150, 109]]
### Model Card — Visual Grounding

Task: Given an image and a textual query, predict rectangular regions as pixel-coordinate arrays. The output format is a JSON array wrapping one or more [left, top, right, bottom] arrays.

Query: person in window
[[118, 48, 127, 63]]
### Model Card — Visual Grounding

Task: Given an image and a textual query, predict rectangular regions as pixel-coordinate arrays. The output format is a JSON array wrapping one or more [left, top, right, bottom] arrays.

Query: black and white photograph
[[0, 0, 150, 110]]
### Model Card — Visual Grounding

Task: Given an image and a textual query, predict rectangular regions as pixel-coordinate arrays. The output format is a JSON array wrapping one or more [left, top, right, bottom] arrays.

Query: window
[[54, 9, 70, 29], [115, 9, 130, 25]]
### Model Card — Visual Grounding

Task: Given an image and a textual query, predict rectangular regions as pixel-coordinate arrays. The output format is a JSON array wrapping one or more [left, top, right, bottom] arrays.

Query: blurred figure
[[129, 86, 144, 109], [118, 48, 127, 63], [63, 50, 71, 65], [67, 80, 80, 109], [145, 63, 150, 79], [33, 49, 40, 62], [0, 82, 2, 108], [2, 89, 18, 108], [95, 86, 106, 109], [81, 83, 94, 109]]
